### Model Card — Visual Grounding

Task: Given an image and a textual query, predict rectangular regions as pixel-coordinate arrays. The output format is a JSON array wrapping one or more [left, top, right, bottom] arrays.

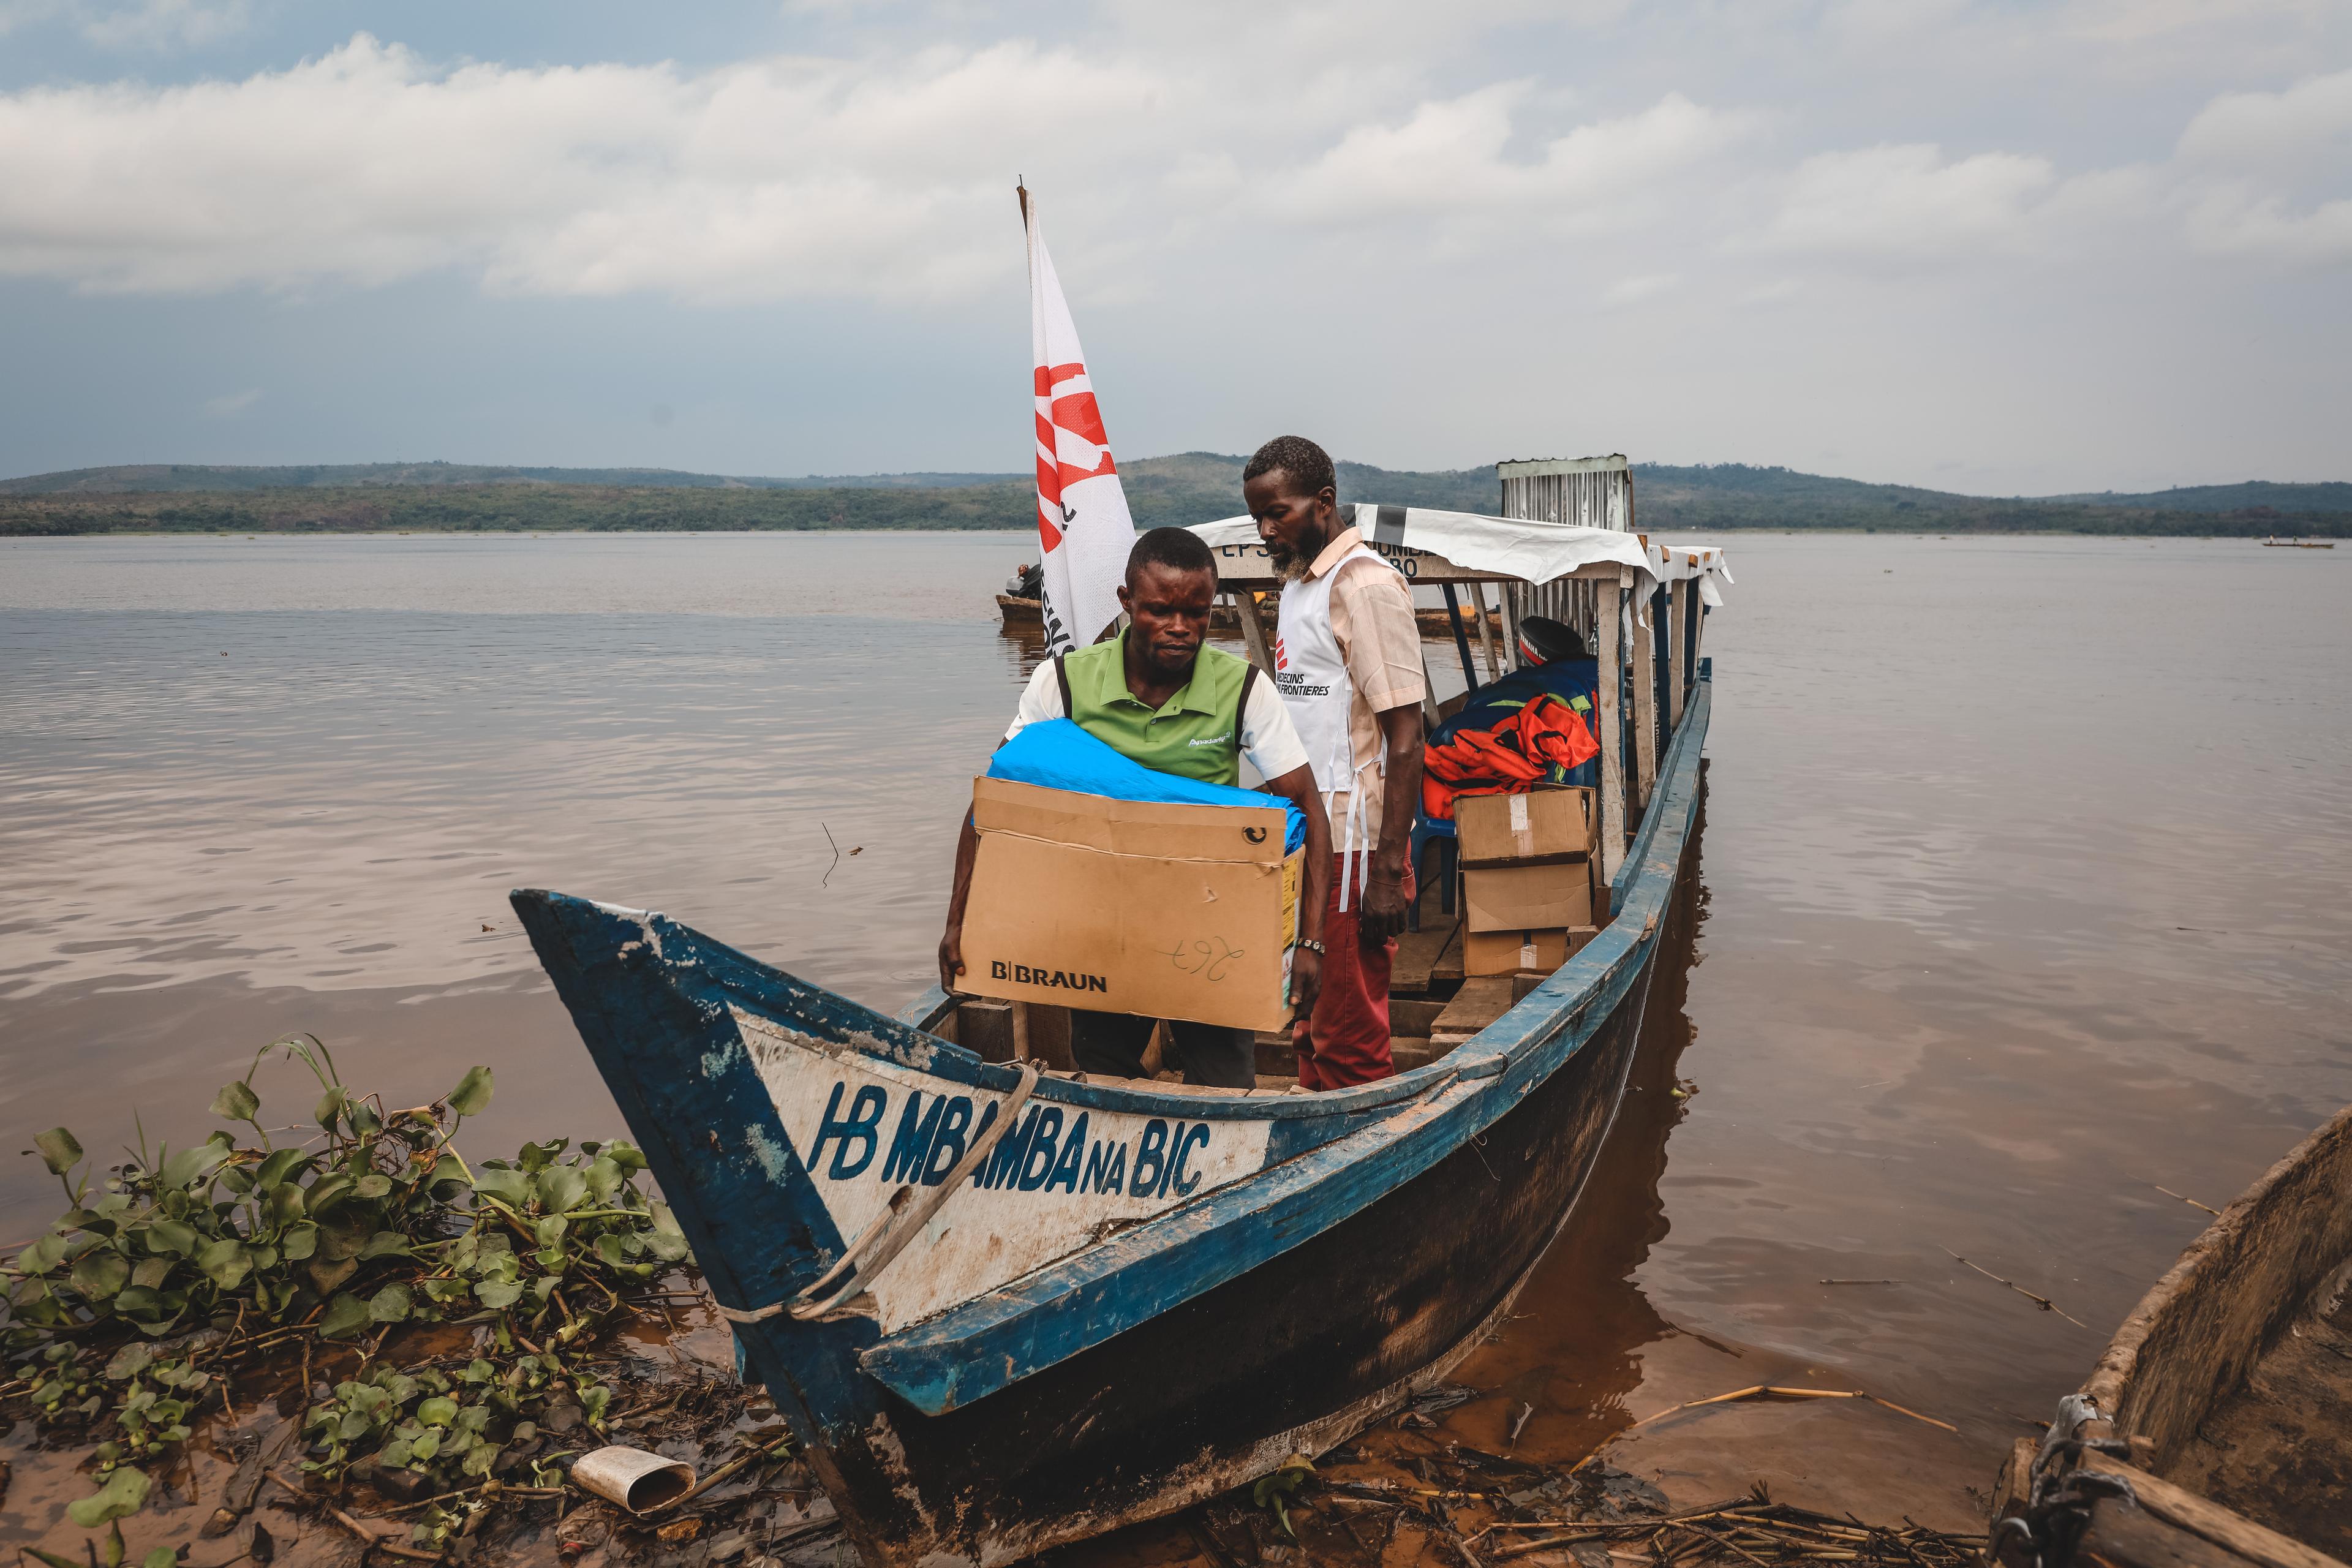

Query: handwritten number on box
[[1159, 935, 1243, 983]]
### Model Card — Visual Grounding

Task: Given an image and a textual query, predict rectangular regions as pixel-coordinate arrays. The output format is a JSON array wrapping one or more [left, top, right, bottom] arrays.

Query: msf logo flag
[[1023, 188, 1137, 654]]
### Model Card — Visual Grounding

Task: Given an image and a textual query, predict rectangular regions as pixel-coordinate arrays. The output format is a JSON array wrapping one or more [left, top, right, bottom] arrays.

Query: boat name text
[[806, 1082, 1215, 1200]]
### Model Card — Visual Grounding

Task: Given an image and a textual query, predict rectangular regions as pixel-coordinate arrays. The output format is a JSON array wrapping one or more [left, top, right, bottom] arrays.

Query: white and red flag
[[1022, 187, 1136, 654]]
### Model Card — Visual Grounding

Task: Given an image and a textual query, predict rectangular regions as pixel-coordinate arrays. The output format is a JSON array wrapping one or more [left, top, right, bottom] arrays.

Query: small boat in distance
[[1991, 1102, 2352, 1568], [2261, 536, 2337, 548]]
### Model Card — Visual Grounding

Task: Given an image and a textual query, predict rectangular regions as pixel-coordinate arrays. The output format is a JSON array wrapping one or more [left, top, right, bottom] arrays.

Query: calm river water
[[3, 531, 2348, 1525]]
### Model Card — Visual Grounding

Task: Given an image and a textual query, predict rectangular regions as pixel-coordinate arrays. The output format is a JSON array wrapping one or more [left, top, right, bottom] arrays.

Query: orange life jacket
[[1420, 691, 1600, 821]]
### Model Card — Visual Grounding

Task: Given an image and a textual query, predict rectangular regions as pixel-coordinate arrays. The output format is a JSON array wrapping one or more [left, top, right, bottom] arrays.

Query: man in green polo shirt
[[938, 527, 1331, 1087]]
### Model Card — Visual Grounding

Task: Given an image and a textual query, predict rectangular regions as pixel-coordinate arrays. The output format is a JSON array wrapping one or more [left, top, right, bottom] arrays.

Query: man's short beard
[[1265, 528, 1322, 581]]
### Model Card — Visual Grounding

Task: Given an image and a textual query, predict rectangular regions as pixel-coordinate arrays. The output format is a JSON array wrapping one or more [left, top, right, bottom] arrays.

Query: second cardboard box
[[1461, 861, 1596, 933]]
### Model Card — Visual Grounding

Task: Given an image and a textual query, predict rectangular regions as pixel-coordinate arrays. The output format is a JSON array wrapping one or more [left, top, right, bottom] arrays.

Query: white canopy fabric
[[1189, 503, 1658, 597], [1647, 541, 1735, 608]]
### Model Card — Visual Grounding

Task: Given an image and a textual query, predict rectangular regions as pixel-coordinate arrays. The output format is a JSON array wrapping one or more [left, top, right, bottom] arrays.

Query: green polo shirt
[[1060, 632, 1253, 786]]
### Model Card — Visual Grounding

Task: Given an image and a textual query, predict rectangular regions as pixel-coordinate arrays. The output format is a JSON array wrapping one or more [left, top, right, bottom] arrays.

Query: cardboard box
[[1464, 925, 1599, 977], [959, 776, 1302, 1033], [1461, 862, 1594, 933], [1455, 788, 1594, 869]]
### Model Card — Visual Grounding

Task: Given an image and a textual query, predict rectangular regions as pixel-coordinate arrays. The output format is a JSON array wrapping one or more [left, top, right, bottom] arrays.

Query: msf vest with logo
[[1274, 541, 1390, 907], [1056, 631, 1258, 787]]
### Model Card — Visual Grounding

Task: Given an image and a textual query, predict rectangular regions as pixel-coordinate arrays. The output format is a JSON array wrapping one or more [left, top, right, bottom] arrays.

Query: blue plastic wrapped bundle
[[986, 718, 1306, 854]]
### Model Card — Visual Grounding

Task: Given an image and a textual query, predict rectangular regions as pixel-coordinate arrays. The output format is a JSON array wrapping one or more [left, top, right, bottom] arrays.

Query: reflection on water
[[3, 531, 2350, 1531]]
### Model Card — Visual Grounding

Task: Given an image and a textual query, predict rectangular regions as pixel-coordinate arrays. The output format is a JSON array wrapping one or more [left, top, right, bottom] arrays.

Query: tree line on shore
[[2, 454, 2343, 537]]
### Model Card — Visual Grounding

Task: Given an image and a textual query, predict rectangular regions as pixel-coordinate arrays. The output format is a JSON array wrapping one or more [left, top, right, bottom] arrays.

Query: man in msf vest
[[938, 527, 1332, 1088], [1244, 437, 1426, 1089]]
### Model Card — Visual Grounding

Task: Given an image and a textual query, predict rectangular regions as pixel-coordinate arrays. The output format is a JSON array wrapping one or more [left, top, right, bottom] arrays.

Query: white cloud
[[1760, 143, 2059, 262], [201, 386, 259, 417], [2184, 185, 2352, 264], [2179, 67, 2352, 166], [1281, 88, 1743, 229], [1602, 271, 1677, 305], [0, 34, 1753, 302], [2171, 70, 2352, 264]]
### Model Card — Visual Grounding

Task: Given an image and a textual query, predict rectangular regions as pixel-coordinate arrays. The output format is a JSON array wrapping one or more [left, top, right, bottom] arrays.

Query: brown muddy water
[[4, 532, 2349, 1559]]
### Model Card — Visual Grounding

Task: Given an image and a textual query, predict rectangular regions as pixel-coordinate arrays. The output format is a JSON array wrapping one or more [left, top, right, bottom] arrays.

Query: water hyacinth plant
[[1, 1033, 696, 1539]]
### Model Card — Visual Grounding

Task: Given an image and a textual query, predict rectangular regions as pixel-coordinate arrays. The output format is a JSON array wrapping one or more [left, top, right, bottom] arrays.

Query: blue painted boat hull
[[512, 670, 1713, 1568]]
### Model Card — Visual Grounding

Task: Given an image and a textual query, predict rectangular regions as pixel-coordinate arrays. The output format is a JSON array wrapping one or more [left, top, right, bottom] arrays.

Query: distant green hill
[[2041, 480, 2352, 513], [1, 454, 2342, 537]]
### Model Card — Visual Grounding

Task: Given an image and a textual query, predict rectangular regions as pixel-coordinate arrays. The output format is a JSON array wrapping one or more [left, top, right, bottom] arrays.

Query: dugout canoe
[[1991, 1102, 2352, 1568], [511, 666, 1712, 1568]]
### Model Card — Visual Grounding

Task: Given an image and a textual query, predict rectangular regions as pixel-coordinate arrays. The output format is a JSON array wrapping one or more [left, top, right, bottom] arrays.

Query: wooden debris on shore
[[1189, 1438, 1977, 1568], [1470, 1483, 1981, 1568]]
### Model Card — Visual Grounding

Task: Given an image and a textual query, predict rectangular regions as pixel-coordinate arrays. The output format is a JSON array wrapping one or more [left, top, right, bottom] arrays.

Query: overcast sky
[[1, 1, 2346, 494]]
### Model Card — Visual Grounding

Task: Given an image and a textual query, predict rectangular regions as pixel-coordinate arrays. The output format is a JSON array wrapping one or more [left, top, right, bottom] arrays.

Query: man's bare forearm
[[1371, 703, 1423, 876]]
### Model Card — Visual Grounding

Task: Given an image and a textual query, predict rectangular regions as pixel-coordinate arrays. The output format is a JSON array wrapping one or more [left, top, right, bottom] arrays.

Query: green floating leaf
[[209, 1080, 261, 1121], [67, 1466, 151, 1527], [18, 1232, 69, 1274], [304, 1172, 355, 1216], [535, 1167, 586, 1215], [195, 1237, 253, 1291], [25, 1550, 84, 1568], [255, 1147, 312, 1189], [315, 1087, 349, 1131], [71, 1248, 131, 1302], [145, 1550, 180, 1568], [352, 1173, 392, 1201], [446, 1066, 494, 1119], [646, 1201, 692, 1264], [159, 1142, 229, 1192], [316, 1292, 372, 1341], [357, 1230, 412, 1260], [34, 1126, 84, 1177], [369, 1283, 413, 1324], [471, 1167, 531, 1208], [281, 1222, 319, 1261], [146, 1218, 199, 1256], [472, 1280, 524, 1310], [105, 1341, 155, 1381], [264, 1182, 306, 1227]]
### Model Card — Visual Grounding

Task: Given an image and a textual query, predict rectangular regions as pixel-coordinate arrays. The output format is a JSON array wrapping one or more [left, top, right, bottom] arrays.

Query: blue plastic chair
[[1407, 813, 1456, 933]]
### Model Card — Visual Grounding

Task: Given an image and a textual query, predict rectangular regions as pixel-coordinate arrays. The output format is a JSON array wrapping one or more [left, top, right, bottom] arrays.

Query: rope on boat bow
[[718, 1060, 1045, 1324], [1990, 1393, 2139, 1568]]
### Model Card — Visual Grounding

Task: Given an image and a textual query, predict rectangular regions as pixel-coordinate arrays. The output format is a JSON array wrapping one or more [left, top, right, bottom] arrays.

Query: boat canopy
[[1647, 541, 1735, 608], [1189, 503, 1660, 593]]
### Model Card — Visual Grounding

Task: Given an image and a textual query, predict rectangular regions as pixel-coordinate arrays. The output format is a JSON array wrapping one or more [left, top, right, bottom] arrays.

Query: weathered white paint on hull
[[734, 1006, 1275, 1332]]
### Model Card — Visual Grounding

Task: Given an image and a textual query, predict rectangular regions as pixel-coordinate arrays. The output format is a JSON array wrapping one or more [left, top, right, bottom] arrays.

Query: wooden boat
[[997, 589, 1504, 639], [518, 491, 1709, 1568], [1991, 1103, 2352, 1568], [2260, 538, 2336, 548]]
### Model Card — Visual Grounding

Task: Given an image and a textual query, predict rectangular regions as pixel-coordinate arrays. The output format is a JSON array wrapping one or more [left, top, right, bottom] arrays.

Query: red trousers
[[1292, 855, 1412, 1090]]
